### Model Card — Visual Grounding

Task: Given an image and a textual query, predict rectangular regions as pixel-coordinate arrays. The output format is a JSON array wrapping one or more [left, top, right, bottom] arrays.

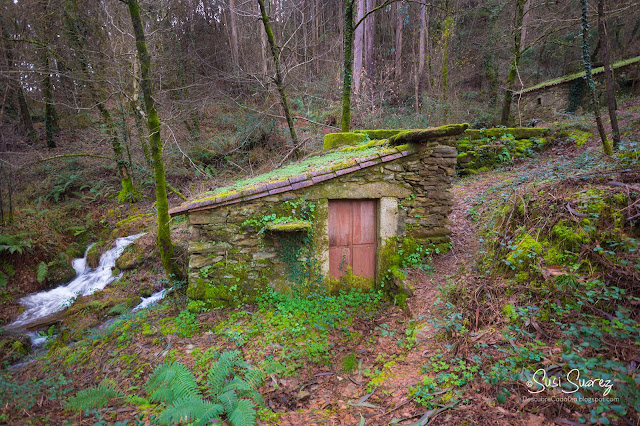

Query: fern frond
[[217, 389, 239, 414], [65, 384, 123, 412], [244, 369, 265, 390], [228, 399, 257, 426], [207, 350, 238, 398], [146, 361, 201, 404], [220, 377, 264, 407], [157, 396, 223, 426]]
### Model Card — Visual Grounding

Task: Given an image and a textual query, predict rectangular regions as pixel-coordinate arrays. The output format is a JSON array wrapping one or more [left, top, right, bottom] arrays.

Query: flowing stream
[[9, 233, 146, 331]]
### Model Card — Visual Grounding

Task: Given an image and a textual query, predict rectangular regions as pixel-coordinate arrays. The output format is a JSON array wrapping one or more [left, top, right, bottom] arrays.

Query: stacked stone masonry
[[182, 134, 459, 306]]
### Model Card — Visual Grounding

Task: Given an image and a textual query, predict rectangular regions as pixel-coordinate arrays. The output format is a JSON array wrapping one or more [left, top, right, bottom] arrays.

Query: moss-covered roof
[[169, 124, 468, 216], [515, 56, 640, 95]]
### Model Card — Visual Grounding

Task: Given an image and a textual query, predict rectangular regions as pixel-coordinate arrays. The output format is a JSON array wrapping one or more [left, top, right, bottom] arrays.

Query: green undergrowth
[[214, 289, 383, 373], [427, 154, 640, 423], [377, 237, 445, 306], [456, 130, 548, 175]]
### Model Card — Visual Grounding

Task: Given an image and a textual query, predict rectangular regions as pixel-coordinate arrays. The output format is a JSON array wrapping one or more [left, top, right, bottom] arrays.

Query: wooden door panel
[[328, 200, 352, 247], [352, 245, 376, 279], [352, 200, 376, 244], [329, 199, 377, 281], [329, 247, 351, 279]]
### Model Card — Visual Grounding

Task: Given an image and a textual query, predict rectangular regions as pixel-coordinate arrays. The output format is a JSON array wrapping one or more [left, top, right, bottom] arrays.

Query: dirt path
[[273, 173, 502, 425]]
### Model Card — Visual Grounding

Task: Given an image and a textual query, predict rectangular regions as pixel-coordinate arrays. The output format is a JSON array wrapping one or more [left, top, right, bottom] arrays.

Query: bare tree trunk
[[394, 2, 403, 80], [125, 0, 184, 281], [257, 0, 299, 149], [365, 0, 375, 82], [228, 0, 239, 67], [581, 0, 612, 155], [313, 0, 320, 75], [418, 3, 426, 105], [598, 0, 620, 149], [520, 0, 531, 47], [256, 0, 268, 76], [353, 0, 364, 94]]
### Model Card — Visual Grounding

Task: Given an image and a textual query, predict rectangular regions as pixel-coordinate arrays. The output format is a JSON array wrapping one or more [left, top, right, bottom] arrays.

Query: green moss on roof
[[516, 56, 640, 94], [389, 123, 469, 145], [341, 139, 387, 152], [192, 144, 385, 203], [323, 132, 367, 150], [186, 125, 467, 207], [354, 129, 406, 139]]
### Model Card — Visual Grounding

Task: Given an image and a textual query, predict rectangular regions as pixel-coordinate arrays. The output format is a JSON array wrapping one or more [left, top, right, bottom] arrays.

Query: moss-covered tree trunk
[[341, 0, 355, 132], [597, 0, 620, 150], [581, 0, 612, 155], [125, 0, 184, 280], [97, 103, 136, 201], [500, 0, 524, 126], [257, 0, 299, 151]]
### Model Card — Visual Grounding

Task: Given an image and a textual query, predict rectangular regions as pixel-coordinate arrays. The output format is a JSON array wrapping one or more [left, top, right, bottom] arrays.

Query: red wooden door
[[329, 200, 377, 280]]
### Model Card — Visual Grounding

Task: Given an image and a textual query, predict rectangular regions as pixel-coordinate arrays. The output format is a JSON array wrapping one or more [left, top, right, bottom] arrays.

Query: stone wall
[[186, 137, 457, 307], [517, 85, 571, 121]]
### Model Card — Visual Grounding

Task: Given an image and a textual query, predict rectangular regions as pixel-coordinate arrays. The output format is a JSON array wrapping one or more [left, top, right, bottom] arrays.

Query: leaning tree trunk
[[257, 0, 299, 149], [63, 2, 136, 200], [125, 0, 184, 281], [500, 0, 525, 125], [581, 0, 612, 155], [598, 0, 620, 150]]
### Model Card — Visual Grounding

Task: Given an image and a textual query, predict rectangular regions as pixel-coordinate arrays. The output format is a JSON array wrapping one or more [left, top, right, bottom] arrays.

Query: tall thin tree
[[257, 0, 299, 149], [597, 0, 620, 149], [580, 0, 613, 155], [121, 0, 184, 280]]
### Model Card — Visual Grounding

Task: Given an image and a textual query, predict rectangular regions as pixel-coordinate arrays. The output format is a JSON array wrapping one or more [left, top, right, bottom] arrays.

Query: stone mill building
[[169, 124, 468, 306]]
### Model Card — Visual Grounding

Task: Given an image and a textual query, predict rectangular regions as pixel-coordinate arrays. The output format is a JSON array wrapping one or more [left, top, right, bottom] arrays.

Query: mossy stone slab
[[323, 132, 367, 150]]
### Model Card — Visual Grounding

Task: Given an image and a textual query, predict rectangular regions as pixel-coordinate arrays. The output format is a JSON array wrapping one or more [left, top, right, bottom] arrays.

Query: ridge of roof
[[169, 146, 414, 216], [168, 124, 469, 216]]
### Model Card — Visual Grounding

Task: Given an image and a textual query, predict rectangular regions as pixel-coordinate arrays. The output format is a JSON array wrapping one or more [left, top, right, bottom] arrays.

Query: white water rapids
[[8, 233, 152, 331]]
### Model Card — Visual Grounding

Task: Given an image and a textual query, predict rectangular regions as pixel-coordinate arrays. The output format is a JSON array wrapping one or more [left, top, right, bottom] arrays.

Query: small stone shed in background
[[169, 124, 468, 306], [514, 56, 640, 122]]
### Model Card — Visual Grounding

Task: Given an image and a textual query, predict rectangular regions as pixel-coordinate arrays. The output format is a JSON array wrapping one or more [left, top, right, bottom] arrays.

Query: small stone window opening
[[537, 97, 542, 105]]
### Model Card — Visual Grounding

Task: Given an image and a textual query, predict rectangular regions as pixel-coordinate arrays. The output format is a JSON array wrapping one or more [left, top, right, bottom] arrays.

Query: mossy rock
[[506, 233, 543, 271], [47, 256, 77, 286], [86, 243, 101, 268], [265, 221, 312, 232], [354, 129, 405, 140], [115, 243, 145, 270], [0, 333, 31, 367], [65, 242, 85, 260], [388, 123, 469, 146], [323, 132, 367, 150], [139, 285, 155, 298]]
